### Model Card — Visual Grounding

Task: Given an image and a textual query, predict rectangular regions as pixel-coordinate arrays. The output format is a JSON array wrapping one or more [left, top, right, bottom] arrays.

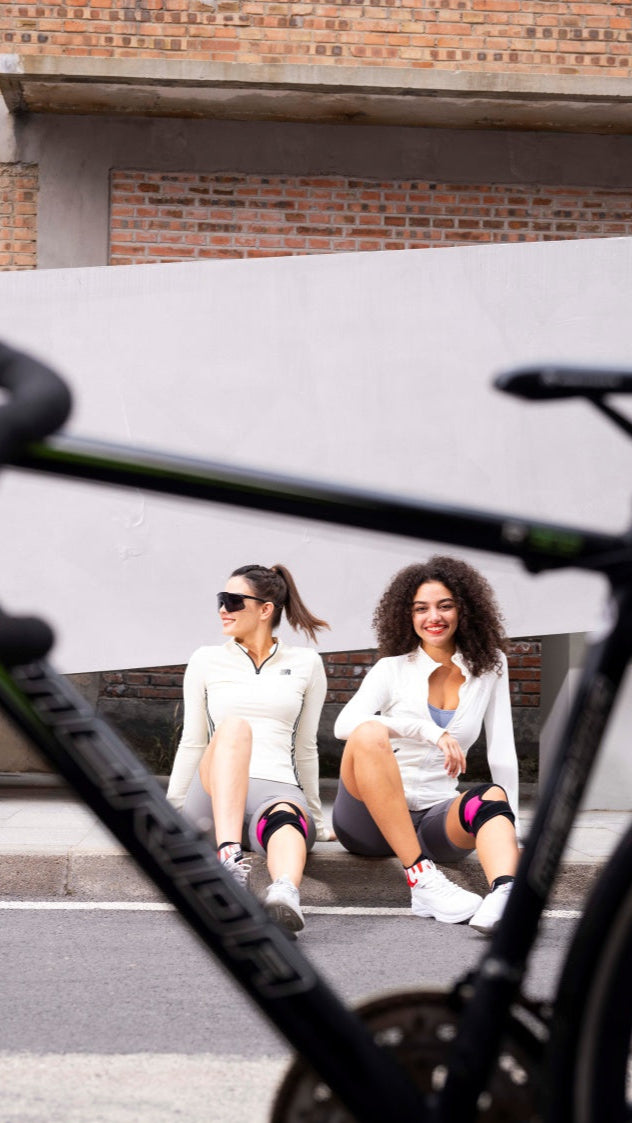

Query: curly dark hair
[[372, 555, 507, 676]]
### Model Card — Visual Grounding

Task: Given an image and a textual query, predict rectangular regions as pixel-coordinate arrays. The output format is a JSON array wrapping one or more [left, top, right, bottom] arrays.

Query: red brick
[[2, 0, 631, 77], [0, 163, 38, 270], [109, 170, 632, 268]]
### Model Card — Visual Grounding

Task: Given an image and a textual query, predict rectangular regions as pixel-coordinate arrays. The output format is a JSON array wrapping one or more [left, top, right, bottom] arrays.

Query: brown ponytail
[[231, 563, 329, 643]]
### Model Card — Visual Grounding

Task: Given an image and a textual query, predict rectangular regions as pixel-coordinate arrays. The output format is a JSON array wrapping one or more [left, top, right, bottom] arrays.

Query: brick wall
[[322, 650, 377, 704], [3, 1, 631, 76], [96, 641, 540, 777], [506, 640, 541, 708], [0, 163, 38, 270], [109, 171, 632, 263], [98, 641, 541, 782], [322, 642, 541, 705], [101, 665, 184, 701], [100, 640, 541, 708]]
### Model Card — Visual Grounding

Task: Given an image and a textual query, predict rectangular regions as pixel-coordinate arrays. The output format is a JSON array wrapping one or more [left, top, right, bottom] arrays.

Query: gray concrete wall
[[541, 634, 632, 811], [4, 102, 632, 268], [0, 672, 101, 777]]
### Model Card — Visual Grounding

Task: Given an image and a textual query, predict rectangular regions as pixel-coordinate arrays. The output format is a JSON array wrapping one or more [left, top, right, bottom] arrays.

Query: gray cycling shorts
[[332, 778, 471, 864], [182, 768, 316, 857]]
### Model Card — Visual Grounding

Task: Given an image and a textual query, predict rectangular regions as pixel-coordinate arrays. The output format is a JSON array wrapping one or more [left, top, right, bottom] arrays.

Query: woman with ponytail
[[167, 563, 333, 934]]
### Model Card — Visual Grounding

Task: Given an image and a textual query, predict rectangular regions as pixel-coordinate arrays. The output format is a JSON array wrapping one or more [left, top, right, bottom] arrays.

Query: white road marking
[[0, 900, 174, 910], [0, 900, 582, 918]]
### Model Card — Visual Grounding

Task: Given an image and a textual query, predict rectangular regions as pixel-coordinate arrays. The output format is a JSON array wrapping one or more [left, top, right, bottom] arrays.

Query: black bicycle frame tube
[[435, 576, 632, 1120], [0, 654, 426, 1123], [8, 434, 625, 575]]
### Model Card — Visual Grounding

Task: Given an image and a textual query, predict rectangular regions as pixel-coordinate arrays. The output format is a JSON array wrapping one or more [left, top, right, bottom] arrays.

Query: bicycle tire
[[545, 820, 632, 1122]]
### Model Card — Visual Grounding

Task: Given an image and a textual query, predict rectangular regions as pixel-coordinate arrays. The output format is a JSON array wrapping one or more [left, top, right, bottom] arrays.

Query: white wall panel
[[0, 237, 630, 671]]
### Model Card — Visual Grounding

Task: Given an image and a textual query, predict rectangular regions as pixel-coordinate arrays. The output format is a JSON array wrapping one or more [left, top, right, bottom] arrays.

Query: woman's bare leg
[[340, 722, 483, 924], [265, 806, 308, 887], [340, 721, 423, 868], [198, 716, 252, 845], [445, 787, 520, 886]]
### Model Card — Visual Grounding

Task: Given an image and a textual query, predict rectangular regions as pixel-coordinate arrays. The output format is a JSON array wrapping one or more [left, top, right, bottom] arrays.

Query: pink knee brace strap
[[462, 794, 484, 831], [458, 783, 515, 836], [256, 803, 308, 850]]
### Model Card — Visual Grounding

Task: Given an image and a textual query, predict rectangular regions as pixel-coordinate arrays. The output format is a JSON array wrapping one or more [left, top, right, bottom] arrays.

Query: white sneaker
[[469, 882, 513, 935], [408, 859, 482, 924], [221, 850, 252, 890], [264, 876, 305, 934]]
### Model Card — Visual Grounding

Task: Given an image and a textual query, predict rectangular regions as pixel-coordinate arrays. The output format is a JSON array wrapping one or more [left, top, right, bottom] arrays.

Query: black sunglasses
[[217, 591, 268, 613]]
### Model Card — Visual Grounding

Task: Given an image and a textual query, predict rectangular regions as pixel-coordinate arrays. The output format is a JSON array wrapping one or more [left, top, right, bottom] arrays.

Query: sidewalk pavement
[[1, 777, 630, 907]]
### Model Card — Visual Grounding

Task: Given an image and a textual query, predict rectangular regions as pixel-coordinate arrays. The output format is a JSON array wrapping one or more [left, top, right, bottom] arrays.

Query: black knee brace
[[459, 783, 515, 836], [256, 803, 308, 851]]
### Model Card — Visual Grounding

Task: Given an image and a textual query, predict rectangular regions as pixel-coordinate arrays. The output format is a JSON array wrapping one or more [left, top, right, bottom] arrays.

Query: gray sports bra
[[428, 703, 455, 729]]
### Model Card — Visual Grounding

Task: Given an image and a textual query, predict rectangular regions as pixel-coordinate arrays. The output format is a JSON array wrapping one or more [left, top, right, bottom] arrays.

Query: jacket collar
[[229, 637, 280, 659], [412, 644, 470, 679]]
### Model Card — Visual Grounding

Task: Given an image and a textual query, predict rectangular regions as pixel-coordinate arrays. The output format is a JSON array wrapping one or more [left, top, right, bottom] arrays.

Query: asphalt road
[[0, 903, 581, 1122]]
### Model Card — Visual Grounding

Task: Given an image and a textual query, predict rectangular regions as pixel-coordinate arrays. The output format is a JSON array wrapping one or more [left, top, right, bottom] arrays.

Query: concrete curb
[[0, 849, 599, 907], [0, 779, 606, 907]]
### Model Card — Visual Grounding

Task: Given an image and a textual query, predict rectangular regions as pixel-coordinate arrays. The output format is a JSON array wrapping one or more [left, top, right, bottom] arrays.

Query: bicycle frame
[[1, 343, 631, 1121]]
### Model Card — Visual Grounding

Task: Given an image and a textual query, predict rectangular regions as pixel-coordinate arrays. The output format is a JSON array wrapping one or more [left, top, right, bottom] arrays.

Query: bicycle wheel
[[545, 821, 632, 1122]]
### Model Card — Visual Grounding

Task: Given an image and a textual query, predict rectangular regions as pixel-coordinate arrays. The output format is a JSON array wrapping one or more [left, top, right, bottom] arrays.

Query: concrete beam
[[3, 54, 632, 132]]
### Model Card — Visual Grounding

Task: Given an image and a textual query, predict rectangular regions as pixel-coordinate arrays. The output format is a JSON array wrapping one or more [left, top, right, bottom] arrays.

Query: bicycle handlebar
[[0, 609, 54, 666], [496, 364, 632, 399], [0, 342, 72, 461], [0, 343, 72, 664]]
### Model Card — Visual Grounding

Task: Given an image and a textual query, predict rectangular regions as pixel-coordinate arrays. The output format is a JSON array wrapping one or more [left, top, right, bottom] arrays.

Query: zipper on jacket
[[236, 642, 278, 675]]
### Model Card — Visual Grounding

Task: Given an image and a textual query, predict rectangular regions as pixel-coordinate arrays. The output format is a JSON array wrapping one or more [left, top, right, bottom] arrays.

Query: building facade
[[2, 2, 632, 272]]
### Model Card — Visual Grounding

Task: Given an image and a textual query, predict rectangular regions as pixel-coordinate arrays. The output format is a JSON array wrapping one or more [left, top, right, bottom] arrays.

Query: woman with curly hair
[[332, 556, 521, 934]]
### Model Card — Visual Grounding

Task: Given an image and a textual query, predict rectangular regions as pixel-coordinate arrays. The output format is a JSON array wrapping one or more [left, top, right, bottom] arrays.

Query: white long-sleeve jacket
[[167, 638, 327, 837], [334, 646, 520, 833]]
